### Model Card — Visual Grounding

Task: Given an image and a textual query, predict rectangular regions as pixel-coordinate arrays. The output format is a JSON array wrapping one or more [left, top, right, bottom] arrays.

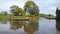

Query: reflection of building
[[24, 21, 39, 34], [10, 20, 26, 30], [56, 7, 60, 20], [56, 21, 60, 34]]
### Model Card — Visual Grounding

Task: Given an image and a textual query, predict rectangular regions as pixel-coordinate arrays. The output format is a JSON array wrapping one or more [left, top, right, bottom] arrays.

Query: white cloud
[[35, 0, 59, 5], [9, 0, 27, 8], [0, 0, 27, 11], [0, 0, 60, 15], [48, 7, 56, 10]]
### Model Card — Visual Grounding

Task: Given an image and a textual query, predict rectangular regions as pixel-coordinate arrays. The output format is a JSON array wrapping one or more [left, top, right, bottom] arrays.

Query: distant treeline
[[39, 14, 56, 19]]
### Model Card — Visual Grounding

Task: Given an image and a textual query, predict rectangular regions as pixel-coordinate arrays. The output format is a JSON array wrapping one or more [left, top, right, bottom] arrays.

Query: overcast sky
[[0, 0, 60, 15]]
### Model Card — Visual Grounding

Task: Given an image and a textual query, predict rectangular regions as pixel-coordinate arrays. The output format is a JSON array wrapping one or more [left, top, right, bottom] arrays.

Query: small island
[[0, 0, 39, 21]]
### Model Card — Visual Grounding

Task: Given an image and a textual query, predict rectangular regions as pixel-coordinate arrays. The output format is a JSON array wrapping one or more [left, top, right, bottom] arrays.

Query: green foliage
[[10, 5, 26, 16], [39, 14, 56, 19], [10, 20, 26, 30], [47, 14, 53, 16], [26, 14, 31, 17], [29, 16, 39, 22], [0, 15, 9, 20], [0, 11, 8, 15], [24, 1, 39, 16], [4, 11, 8, 15], [11, 16, 26, 19]]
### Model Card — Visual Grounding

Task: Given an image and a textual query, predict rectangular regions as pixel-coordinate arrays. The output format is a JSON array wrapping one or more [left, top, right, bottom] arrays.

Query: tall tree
[[24, 1, 39, 16], [10, 5, 25, 16]]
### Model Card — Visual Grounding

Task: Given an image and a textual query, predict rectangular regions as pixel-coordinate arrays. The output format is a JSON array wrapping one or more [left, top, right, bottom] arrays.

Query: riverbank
[[0, 14, 56, 21], [39, 14, 56, 19], [0, 15, 9, 20], [0, 15, 39, 21], [0, 16, 56, 34]]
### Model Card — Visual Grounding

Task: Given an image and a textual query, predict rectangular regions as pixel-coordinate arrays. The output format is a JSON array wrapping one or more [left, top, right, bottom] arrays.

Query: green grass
[[39, 14, 56, 19], [0, 15, 9, 22], [26, 14, 31, 17], [0, 15, 9, 20], [29, 16, 39, 22], [10, 15, 26, 19], [0, 14, 39, 22]]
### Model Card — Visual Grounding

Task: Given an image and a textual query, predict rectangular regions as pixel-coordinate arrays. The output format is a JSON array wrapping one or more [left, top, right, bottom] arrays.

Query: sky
[[0, 0, 60, 16]]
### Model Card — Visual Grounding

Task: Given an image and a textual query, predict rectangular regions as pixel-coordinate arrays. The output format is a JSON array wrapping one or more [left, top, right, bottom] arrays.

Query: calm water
[[0, 17, 59, 34]]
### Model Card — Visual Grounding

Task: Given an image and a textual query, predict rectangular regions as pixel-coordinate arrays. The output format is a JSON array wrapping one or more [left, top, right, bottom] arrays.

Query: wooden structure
[[56, 7, 60, 20]]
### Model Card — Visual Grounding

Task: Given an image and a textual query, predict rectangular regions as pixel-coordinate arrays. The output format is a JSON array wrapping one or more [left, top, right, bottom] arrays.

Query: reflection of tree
[[0, 20, 8, 24], [24, 21, 39, 34], [10, 20, 26, 30], [56, 21, 60, 34]]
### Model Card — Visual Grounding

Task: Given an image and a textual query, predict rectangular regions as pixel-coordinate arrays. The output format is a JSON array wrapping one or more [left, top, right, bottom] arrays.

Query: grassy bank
[[39, 14, 56, 19], [29, 16, 39, 22], [10, 15, 26, 19], [0, 15, 9, 20], [0, 15, 9, 22], [0, 14, 39, 21], [0, 14, 56, 21]]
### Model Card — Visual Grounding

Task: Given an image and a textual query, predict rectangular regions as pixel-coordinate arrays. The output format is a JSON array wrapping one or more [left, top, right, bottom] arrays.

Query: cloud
[[33, 0, 59, 15], [48, 7, 56, 10], [42, 0, 59, 3], [0, 0, 60, 15], [0, 0, 28, 11], [9, 0, 28, 8]]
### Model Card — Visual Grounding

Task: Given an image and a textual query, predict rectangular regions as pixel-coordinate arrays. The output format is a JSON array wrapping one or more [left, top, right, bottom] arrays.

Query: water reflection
[[0, 17, 57, 34], [56, 21, 60, 34], [0, 20, 8, 24], [10, 20, 26, 30], [10, 19, 39, 34], [24, 21, 39, 34]]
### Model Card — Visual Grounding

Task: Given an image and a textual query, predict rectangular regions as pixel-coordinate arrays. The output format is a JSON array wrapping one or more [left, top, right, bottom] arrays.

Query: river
[[0, 17, 59, 34]]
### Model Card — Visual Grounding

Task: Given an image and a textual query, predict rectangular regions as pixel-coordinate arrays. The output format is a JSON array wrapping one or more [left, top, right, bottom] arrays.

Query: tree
[[0, 11, 8, 15], [24, 1, 39, 16], [10, 5, 25, 16]]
